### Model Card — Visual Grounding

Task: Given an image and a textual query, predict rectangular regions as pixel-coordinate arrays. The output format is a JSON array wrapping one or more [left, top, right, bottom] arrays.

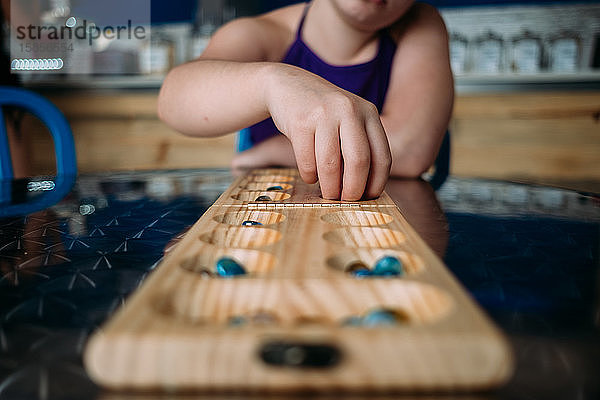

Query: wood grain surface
[[84, 168, 513, 392], [24, 91, 600, 193]]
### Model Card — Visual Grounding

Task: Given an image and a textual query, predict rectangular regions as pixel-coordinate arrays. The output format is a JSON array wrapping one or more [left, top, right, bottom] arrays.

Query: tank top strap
[[295, 1, 312, 40], [378, 28, 397, 57], [249, 2, 397, 147]]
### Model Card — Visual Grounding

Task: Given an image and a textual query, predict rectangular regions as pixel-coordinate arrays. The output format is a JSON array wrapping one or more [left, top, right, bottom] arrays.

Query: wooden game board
[[84, 168, 513, 391]]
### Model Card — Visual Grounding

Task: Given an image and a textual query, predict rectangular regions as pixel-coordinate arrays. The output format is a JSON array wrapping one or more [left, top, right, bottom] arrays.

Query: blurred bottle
[[188, 1, 236, 61], [449, 33, 469, 75], [593, 34, 600, 69], [188, 22, 216, 61], [511, 30, 543, 74], [139, 33, 175, 75], [41, 0, 71, 24], [548, 32, 581, 73], [473, 31, 504, 74]]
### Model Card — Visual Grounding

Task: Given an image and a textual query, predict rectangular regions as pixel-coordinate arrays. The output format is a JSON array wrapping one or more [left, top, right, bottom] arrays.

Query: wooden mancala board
[[84, 168, 513, 392]]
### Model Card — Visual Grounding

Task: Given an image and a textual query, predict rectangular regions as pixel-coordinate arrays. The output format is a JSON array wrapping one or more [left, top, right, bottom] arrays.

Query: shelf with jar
[[20, 3, 600, 93], [442, 3, 600, 89]]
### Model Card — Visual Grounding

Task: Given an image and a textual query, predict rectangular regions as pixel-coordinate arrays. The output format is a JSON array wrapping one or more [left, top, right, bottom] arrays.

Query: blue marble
[[352, 269, 373, 278], [345, 261, 371, 277], [266, 186, 284, 191], [362, 309, 404, 327], [373, 256, 403, 277], [215, 257, 246, 277]]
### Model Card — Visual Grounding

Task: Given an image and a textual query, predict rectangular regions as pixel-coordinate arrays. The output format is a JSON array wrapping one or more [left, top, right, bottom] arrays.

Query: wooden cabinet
[[450, 91, 600, 189], [27, 90, 600, 190], [27, 91, 235, 175]]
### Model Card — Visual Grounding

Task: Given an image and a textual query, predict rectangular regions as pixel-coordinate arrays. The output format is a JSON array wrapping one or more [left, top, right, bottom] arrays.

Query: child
[[158, 0, 454, 201]]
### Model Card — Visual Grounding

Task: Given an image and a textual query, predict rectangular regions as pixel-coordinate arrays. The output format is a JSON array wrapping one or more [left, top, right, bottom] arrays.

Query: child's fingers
[[290, 131, 318, 184], [315, 125, 342, 200], [363, 114, 392, 199], [339, 118, 370, 201]]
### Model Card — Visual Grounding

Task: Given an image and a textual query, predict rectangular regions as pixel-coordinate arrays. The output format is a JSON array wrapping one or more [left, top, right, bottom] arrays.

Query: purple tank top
[[247, 3, 397, 145]]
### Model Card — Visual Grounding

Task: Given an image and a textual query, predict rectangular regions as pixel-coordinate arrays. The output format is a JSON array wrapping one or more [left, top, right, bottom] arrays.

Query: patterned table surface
[[0, 169, 598, 400]]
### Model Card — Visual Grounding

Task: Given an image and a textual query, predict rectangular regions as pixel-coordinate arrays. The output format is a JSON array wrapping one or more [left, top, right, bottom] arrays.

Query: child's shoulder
[[387, 3, 447, 43], [208, 3, 305, 62]]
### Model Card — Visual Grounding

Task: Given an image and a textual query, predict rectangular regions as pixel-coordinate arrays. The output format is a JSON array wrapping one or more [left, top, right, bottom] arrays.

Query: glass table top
[[0, 169, 598, 400]]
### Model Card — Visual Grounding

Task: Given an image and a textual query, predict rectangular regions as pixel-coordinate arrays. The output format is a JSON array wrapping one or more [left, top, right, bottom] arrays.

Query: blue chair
[[0, 86, 77, 216]]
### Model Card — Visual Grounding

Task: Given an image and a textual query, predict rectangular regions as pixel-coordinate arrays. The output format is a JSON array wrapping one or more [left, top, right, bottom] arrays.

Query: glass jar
[[139, 32, 175, 75], [188, 23, 216, 61], [548, 32, 581, 73], [511, 31, 543, 74], [472, 31, 504, 74], [449, 33, 469, 75]]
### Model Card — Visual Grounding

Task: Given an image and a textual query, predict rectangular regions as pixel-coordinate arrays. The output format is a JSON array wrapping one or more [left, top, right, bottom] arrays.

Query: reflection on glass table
[[0, 169, 598, 400]]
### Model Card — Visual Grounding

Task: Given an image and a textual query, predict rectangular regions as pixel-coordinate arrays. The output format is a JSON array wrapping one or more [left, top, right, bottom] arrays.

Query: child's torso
[[247, 3, 397, 145]]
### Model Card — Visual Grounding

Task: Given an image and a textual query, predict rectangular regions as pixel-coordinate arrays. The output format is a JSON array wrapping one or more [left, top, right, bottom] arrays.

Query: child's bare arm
[[382, 4, 454, 178], [157, 17, 278, 137], [158, 15, 391, 201]]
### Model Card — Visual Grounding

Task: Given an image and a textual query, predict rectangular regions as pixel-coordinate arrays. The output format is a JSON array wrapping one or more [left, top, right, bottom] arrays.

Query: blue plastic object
[[0, 87, 76, 179], [0, 86, 77, 216], [237, 127, 253, 152]]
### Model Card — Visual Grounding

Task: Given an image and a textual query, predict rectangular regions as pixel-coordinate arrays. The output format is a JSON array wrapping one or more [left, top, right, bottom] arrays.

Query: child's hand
[[265, 64, 392, 201]]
